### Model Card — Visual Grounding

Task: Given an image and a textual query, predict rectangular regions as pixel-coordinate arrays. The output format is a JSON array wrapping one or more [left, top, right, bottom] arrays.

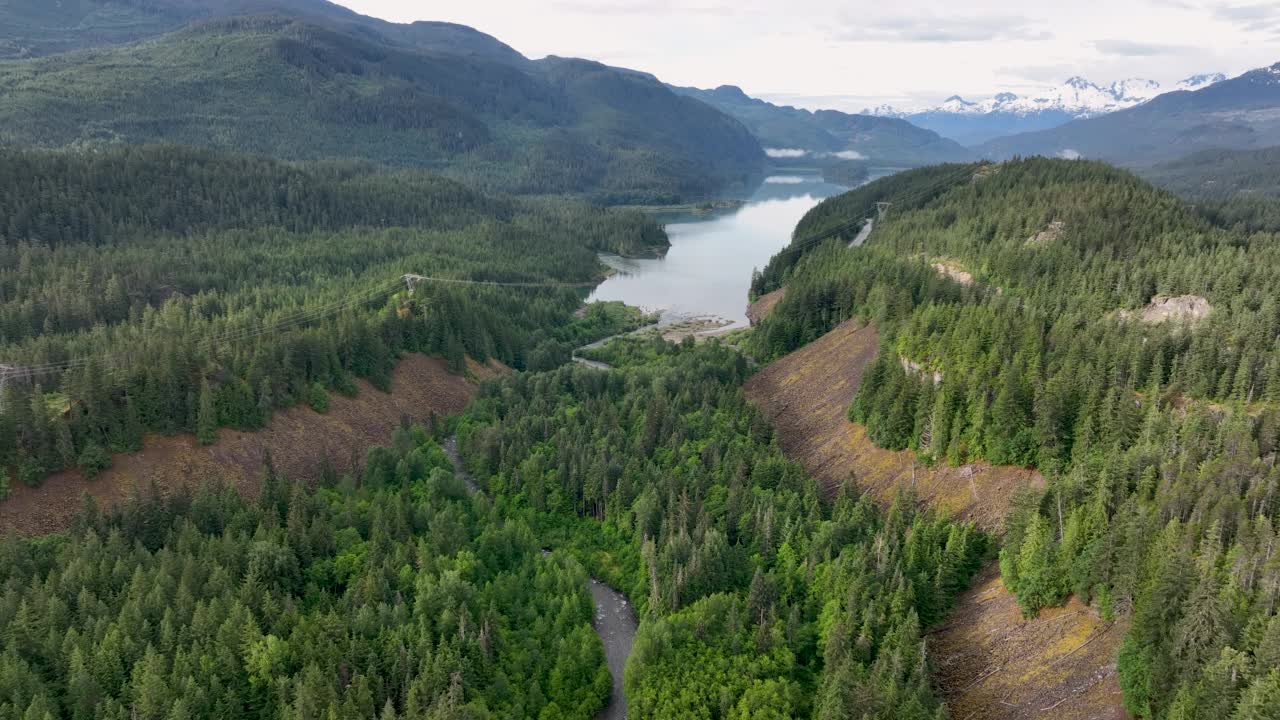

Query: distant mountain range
[[977, 62, 1280, 166], [672, 85, 974, 168], [868, 74, 1226, 145]]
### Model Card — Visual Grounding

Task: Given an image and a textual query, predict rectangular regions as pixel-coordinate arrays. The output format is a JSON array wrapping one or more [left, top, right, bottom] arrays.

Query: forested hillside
[[1142, 146, 1280, 200], [454, 338, 986, 719], [0, 426, 616, 719], [0, 14, 763, 204], [0, 0, 532, 64], [0, 146, 660, 493], [751, 158, 1280, 718]]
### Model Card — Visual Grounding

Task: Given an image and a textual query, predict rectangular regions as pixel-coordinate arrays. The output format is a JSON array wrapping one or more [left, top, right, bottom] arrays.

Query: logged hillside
[[0, 15, 763, 203], [749, 159, 1280, 719], [0, 145, 656, 492], [0, 353, 496, 536], [673, 84, 974, 167]]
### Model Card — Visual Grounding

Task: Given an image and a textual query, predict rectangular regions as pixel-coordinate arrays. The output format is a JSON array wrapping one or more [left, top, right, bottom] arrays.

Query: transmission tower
[[875, 202, 893, 220]]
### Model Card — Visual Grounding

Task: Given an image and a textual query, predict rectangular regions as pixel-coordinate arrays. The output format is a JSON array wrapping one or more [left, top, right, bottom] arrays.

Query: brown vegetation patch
[[744, 319, 1041, 532], [930, 564, 1128, 720], [745, 320, 1120, 719], [0, 354, 498, 537], [747, 288, 786, 326]]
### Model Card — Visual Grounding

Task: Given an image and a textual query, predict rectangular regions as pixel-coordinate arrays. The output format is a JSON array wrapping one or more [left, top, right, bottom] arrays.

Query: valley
[[2, 3, 1280, 720]]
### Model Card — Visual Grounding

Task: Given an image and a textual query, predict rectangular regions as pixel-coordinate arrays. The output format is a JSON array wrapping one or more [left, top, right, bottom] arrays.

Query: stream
[[442, 435, 638, 719]]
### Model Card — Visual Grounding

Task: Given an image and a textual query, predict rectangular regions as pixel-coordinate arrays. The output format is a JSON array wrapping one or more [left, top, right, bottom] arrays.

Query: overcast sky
[[334, 0, 1280, 111]]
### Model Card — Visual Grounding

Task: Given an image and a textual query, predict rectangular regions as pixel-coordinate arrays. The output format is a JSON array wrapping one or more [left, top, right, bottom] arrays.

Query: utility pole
[[0, 364, 16, 409]]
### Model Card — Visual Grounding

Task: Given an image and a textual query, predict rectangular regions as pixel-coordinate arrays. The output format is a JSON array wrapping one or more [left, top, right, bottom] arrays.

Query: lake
[[587, 172, 851, 329]]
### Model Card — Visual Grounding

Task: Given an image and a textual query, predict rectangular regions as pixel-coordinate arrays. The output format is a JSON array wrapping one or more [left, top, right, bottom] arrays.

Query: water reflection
[[588, 172, 850, 328]]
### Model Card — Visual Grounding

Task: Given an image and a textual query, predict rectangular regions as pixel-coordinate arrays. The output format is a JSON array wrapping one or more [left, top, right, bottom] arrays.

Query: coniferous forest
[[3, 2, 1280, 719], [0, 146, 662, 490], [753, 158, 1280, 718]]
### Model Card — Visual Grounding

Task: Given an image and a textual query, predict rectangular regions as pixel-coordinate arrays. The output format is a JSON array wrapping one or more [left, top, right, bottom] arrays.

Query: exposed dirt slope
[[0, 354, 498, 536], [744, 319, 1124, 719], [746, 289, 786, 326], [744, 319, 1040, 532], [931, 565, 1127, 720]]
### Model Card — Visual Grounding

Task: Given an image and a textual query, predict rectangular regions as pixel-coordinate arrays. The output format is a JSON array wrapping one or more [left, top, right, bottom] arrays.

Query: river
[[587, 172, 852, 329]]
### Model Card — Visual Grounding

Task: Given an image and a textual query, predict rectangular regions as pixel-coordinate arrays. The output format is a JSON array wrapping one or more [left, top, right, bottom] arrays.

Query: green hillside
[[0, 16, 763, 203], [0, 0, 530, 65], [0, 145, 663, 487], [752, 158, 1280, 719], [1142, 145, 1280, 199]]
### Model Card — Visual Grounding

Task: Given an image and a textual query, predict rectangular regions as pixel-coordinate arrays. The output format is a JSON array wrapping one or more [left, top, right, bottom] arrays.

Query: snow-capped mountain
[[868, 73, 1226, 146], [976, 61, 1280, 166]]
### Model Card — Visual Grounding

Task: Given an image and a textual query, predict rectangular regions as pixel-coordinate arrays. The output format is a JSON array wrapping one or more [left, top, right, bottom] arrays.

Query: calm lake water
[[588, 173, 850, 328]]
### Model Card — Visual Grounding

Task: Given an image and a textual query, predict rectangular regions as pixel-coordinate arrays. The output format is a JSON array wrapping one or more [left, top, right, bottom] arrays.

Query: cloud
[[554, 0, 734, 16], [832, 14, 1052, 43], [1058, 149, 1082, 160], [1093, 39, 1194, 56], [765, 148, 808, 158], [1208, 3, 1280, 34], [829, 150, 867, 160]]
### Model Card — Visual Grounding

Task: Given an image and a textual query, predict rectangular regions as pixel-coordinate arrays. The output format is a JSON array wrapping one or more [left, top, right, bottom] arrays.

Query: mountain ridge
[[0, 11, 765, 203], [976, 60, 1280, 165], [671, 84, 974, 167], [868, 72, 1226, 145]]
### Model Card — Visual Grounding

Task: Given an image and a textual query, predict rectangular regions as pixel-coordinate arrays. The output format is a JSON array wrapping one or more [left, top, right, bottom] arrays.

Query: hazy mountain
[[976, 62, 1280, 165], [0, 0, 531, 66], [869, 73, 1225, 145], [1140, 145, 1280, 199], [0, 12, 764, 203], [672, 85, 974, 167]]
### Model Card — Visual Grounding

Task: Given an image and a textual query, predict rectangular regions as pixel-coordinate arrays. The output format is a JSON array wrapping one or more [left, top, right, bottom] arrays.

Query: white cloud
[[829, 150, 867, 160], [765, 148, 809, 158], [1058, 149, 1083, 160], [334, 0, 1280, 111]]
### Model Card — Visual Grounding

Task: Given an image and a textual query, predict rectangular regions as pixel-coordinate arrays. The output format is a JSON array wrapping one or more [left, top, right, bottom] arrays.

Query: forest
[[0, 146, 660, 492], [453, 338, 986, 719], [0, 426, 615, 719], [0, 15, 764, 205], [752, 158, 1280, 718]]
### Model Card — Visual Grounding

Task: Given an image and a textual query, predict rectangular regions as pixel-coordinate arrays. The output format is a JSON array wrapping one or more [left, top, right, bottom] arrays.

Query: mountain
[[0, 0, 530, 66], [1140, 145, 1280, 199], [976, 62, 1280, 165], [672, 85, 974, 168], [0, 12, 763, 203], [869, 74, 1225, 145]]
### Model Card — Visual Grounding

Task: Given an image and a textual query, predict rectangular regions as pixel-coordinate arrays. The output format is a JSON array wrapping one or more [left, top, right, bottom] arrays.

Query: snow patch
[[865, 70, 1223, 119]]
